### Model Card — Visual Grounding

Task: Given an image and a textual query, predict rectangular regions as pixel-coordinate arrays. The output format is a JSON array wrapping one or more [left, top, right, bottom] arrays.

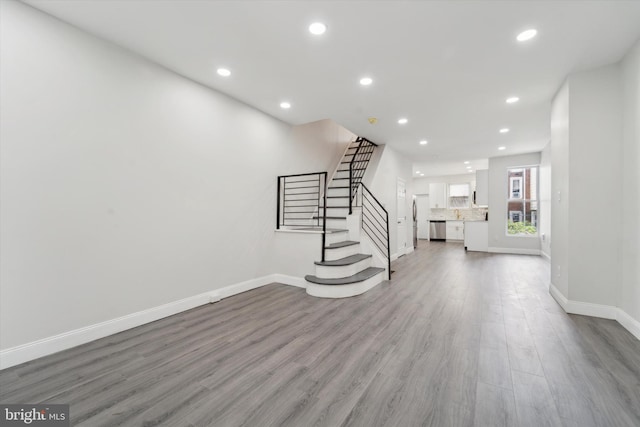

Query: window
[[448, 183, 470, 209], [506, 166, 538, 236]]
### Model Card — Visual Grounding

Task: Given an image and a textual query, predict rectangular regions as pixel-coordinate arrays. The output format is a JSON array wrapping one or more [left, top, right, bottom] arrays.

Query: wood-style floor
[[1, 241, 639, 426]]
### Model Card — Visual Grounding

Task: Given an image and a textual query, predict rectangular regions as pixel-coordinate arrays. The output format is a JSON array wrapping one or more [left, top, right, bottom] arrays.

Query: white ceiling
[[24, 0, 640, 177]]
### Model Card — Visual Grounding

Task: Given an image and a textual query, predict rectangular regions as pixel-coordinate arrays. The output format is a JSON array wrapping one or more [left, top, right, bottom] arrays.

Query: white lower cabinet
[[446, 220, 464, 241]]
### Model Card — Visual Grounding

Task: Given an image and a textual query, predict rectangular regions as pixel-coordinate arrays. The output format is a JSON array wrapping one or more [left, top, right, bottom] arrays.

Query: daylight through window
[[506, 166, 538, 236]]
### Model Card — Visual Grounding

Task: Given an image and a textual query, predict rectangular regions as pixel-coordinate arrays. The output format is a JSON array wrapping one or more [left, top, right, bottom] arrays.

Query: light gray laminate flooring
[[2, 241, 639, 426]]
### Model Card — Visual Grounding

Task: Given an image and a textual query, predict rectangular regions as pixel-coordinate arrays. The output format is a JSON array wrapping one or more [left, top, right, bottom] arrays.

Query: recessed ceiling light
[[420, 173, 425, 177], [466, 166, 471, 169], [419, 140, 428, 145], [217, 68, 231, 77], [517, 29, 538, 42], [308, 22, 327, 35], [280, 102, 291, 109], [360, 77, 373, 86], [416, 170, 421, 174], [398, 118, 408, 124], [464, 161, 470, 165], [499, 128, 510, 133], [469, 170, 474, 173], [506, 97, 520, 104], [498, 146, 506, 150]]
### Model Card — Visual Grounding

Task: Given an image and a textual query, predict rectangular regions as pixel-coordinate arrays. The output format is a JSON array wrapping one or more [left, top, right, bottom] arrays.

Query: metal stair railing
[[277, 172, 328, 261], [348, 137, 377, 214], [354, 183, 391, 280]]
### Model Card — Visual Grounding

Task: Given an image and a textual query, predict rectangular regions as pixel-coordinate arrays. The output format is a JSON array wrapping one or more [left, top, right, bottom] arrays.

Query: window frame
[[506, 165, 539, 237]]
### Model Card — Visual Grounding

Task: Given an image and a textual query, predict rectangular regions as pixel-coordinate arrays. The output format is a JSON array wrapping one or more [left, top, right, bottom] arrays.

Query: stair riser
[[327, 187, 350, 197], [333, 170, 350, 178], [321, 207, 349, 217], [305, 271, 385, 298], [325, 231, 349, 245], [323, 218, 347, 228], [314, 258, 372, 279], [281, 219, 319, 227], [323, 197, 349, 207], [324, 244, 360, 261]]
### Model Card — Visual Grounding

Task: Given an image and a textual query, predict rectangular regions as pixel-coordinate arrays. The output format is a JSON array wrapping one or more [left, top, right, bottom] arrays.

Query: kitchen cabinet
[[464, 221, 488, 251], [446, 220, 464, 241], [448, 183, 470, 209], [429, 183, 446, 209], [475, 170, 489, 207]]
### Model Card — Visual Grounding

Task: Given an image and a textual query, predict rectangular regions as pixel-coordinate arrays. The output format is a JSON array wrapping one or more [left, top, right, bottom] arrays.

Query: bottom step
[[305, 267, 385, 299], [305, 267, 384, 285]]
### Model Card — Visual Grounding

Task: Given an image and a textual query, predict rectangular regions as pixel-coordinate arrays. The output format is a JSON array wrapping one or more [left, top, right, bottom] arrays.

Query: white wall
[[368, 145, 414, 259], [550, 83, 570, 297], [539, 143, 551, 259], [566, 64, 622, 306], [289, 119, 354, 178], [488, 152, 542, 253], [0, 1, 348, 351], [620, 40, 640, 323]]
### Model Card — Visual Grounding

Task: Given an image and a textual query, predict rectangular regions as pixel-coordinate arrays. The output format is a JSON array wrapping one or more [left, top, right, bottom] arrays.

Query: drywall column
[[539, 143, 552, 259], [566, 65, 622, 307], [550, 83, 570, 297], [550, 63, 629, 324], [620, 40, 640, 324]]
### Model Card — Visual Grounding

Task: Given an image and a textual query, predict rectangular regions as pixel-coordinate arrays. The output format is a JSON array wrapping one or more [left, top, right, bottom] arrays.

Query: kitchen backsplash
[[429, 208, 488, 221]]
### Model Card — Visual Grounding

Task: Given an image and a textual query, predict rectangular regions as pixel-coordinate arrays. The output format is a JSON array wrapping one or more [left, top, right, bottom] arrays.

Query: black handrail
[[277, 171, 328, 262], [348, 137, 377, 214], [354, 183, 391, 280]]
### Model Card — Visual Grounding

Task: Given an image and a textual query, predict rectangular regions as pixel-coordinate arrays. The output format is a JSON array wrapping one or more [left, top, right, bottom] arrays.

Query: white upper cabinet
[[448, 183, 471, 208], [449, 184, 470, 197], [429, 183, 446, 209], [475, 169, 489, 206]]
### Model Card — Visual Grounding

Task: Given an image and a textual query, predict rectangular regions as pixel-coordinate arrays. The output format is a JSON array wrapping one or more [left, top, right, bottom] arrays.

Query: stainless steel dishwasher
[[429, 220, 446, 241]]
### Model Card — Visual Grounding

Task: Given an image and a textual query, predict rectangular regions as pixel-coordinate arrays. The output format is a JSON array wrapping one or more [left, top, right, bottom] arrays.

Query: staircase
[[302, 137, 389, 298]]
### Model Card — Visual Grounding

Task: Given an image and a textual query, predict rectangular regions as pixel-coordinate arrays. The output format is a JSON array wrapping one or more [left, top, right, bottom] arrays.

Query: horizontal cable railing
[[354, 183, 391, 280], [277, 172, 328, 261], [349, 137, 377, 214]]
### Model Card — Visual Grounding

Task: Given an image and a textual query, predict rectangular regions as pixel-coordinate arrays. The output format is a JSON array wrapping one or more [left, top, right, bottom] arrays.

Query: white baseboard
[[216, 275, 275, 299], [616, 309, 640, 341], [0, 274, 303, 370], [271, 274, 308, 289], [541, 251, 551, 262], [488, 247, 541, 256], [549, 282, 640, 341]]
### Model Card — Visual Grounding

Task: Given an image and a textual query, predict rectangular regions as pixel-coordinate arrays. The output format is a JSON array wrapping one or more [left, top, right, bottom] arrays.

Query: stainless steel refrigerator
[[412, 197, 417, 249]]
